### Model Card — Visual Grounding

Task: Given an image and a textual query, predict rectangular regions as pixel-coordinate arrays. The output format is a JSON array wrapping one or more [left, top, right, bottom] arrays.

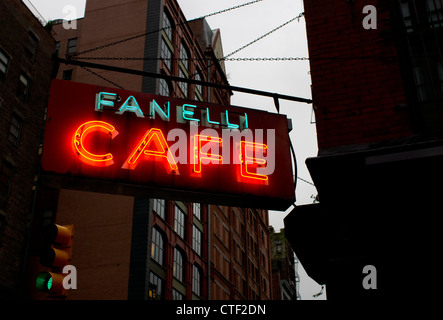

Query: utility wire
[[188, 0, 264, 21], [188, 12, 305, 79], [55, 56, 313, 104], [70, 0, 265, 58], [298, 177, 315, 186], [81, 66, 125, 89], [223, 13, 305, 60]]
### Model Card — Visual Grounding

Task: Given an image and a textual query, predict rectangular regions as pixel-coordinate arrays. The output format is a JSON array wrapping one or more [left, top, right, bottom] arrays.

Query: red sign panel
[[42, 80, 295, 210]]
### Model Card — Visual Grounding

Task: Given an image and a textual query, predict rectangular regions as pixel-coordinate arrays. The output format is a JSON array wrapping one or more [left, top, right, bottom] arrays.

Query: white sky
[[26, 0, 324, 300]]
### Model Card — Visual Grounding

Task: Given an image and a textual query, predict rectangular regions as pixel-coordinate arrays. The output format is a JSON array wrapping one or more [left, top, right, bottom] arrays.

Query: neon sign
[[97, 92, 248, 130], [122, 128, 178, 173], [72, 121, 118, 167], [71, 120, 268, 182], [42, 80, 295, 210]]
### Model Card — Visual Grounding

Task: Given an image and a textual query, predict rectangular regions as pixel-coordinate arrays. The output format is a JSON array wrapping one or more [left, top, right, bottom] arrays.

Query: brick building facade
[[211, 206, 271, 300], [285, 0, 443, 300], [0, 0, 55, 299]]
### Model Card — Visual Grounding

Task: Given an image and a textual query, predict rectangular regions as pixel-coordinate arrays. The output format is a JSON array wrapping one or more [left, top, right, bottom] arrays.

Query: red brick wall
[[210, 206, 271, 300], [0, 0, 55, 298], [305, 0, 413, 151], [53, 0, 149, 92]]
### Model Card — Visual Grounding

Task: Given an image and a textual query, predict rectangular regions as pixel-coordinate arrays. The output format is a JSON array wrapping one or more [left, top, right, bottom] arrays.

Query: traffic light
[[36, 223, 74, 297]]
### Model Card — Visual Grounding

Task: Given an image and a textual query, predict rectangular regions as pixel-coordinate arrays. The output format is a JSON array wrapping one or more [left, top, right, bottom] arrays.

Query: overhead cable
[[223, 13, 305, 59], [70, 0, 265, 58], [189, 0, 264, 21], [55, 56, 313, 104]]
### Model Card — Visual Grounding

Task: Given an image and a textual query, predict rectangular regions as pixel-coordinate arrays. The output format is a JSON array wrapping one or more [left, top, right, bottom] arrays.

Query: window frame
[[17, 73, 31, 103], [151, 227, 165, 266], [149, 271, 164, 300], [153, 199, 166, 219], [162, 10, 174, 42], [161, 38, 173, 71], [173, 247, 185, 282], [8, 113, 23, 147], [192, 264, 202, 296], [67, 38, 78, 55], [0, 48, 10, 81], [193, 203, 201, 220], [25, 30, 39, 62], [174, 204, 186, 238], [0, 160, 14, 198], [192, 225, 202, 256]]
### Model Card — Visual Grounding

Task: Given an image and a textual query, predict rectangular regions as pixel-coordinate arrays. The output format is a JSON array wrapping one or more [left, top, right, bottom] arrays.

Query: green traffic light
[[47, 277, 53, 290], [36, 272, 52, 293]]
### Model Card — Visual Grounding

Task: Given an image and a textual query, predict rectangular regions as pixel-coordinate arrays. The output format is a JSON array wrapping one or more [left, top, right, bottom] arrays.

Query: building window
[[153, 199, 166, 219], [180, 43, 190, 71], [178, 68, 188, 98], [397, 0, 443, 132], [192, 225, 202, 256], [17, 73, 30, 103], [172, 289, 184, 300], [173, 247, 185, 282], [174, 205, 186, 238], [193, 203, 201, 220], [426, 0, 443, 28], [62, 69, 73, 80], [161, 39, 173, 71], [0, 49, 10, 81], [276, 240, 282, 254], [163, 10, 173, 42], [67, 38, 77, 55], [149, 272, 163, 300], [0, 160, 14, 198], [399, 1, 413, 31], [55, 42, 61, 56], [195, 70, 203, 99], [159, 78, 171, 97], [192, 264, 202, 296], [8, 114, 23, 147], [25, 31, 39, 61], [151, 227, 164, 266]]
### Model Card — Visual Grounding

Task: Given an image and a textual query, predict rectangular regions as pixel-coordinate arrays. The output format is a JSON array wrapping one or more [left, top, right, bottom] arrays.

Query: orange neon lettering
[[73, 121, 118, 166], [193, 135, 223, 174], [240, 141, 268, 181], [124, 128, 178, 172]]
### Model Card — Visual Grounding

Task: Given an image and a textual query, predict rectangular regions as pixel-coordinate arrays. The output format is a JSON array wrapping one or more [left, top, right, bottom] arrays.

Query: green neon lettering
[[182, 104, 200, 122]]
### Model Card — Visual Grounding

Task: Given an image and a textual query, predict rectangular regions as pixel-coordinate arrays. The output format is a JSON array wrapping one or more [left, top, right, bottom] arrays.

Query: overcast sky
[[26, 0, 324, 300]]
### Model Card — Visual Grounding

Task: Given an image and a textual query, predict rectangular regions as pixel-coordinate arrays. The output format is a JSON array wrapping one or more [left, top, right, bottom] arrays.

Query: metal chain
[[186, 12, 305, 79], [72, 56, 310, 61], [224, 57, 309, 61], [81, 66, 125, 89], [71, 0, 265, 58], [223, 12, 305, 59]]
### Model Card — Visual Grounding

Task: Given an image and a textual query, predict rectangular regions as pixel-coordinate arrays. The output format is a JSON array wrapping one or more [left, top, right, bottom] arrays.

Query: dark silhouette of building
[[285, 0, 443, 300], [0, 0, 56, 299], [270, 227, 299, 300]]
